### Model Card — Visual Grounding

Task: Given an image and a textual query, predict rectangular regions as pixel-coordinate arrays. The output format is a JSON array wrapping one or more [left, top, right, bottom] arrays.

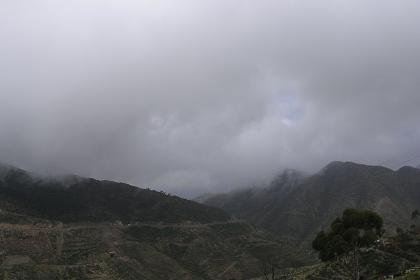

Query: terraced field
[[0, 220, 310, 280]]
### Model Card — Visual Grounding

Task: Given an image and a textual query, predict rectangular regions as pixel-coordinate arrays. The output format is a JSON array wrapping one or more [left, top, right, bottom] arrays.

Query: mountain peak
[[397, 165, 420, 174], [323, 161, 370, 169], [0, 162, 16, 176], [320, 161, 393, 174], [268, 168, 305, 193]]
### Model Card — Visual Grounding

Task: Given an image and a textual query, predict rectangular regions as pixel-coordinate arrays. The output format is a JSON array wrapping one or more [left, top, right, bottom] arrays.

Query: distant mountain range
[[203, 161, 420, 245]]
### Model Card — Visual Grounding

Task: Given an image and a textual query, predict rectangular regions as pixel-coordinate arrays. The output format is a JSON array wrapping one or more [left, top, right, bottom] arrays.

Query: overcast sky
[[1, 0, 420, 196]]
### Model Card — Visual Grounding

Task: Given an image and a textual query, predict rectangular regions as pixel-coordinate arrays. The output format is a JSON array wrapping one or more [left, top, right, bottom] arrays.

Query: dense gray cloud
[[1, 0, 420, 196]]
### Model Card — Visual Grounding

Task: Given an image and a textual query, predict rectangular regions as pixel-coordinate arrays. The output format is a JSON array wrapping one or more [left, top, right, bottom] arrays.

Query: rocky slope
[[204, 162, 420, 245]]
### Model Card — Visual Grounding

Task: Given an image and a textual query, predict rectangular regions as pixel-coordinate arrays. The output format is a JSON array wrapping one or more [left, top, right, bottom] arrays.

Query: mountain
[[0, 164, 228, 223], [0, 163, 311, 279], [204, 161, 420, 245], [203, 169, 305, 225]]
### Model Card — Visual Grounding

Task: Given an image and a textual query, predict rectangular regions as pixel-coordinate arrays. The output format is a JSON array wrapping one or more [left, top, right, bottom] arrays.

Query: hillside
[[204, 162, 420, 245], [0, 164, 312, 279], [0, 217, 312, 280], [0, 164, 228, 224]]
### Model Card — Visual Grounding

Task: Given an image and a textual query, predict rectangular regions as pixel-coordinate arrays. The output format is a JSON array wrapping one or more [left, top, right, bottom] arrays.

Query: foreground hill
[[204, 161, 420, 245], [0, 217, 311, 280], [0, 164, 228, 223]]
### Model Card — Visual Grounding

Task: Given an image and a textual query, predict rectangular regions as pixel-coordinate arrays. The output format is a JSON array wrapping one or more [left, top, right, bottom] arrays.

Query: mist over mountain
[[2, 0, 420, 278], [1, 1, 420, 195], [204, 161, 420, 245], [0, 163, 228, 224]]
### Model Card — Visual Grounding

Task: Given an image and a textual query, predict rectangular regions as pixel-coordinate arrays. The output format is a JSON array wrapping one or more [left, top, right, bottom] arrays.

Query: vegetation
[[312, 208, 383, 279], [0, 166, 229, 224], [312, 208, 383, 261]]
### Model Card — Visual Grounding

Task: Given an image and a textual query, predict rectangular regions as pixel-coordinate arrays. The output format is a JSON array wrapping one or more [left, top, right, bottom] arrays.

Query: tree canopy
[[312, 208, 383, 261]]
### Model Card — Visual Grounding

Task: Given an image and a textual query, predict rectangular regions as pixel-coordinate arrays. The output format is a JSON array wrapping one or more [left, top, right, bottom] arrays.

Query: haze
[[1, 0, 420, 196]]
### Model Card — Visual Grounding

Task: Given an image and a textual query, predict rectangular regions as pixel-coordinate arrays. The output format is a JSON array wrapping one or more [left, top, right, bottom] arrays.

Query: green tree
[[411, 209, 420, 232], [411, 209, 420, 220], [312, 208, 383, 280]]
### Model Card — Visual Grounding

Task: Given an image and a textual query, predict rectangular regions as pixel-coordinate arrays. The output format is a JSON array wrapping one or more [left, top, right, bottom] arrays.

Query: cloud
[[1, 0, 420, 196]]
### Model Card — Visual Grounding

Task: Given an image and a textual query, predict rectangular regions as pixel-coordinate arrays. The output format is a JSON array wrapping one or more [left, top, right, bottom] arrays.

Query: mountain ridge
[[0, 163, 229, 224], [203, 161, 420, 245]]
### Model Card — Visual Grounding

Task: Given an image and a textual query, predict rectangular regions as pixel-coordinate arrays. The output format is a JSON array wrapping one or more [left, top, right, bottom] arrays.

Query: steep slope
[[0, 164, 228, 223], [204, 162, 420, 245], [204, 169, 305, 222]]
